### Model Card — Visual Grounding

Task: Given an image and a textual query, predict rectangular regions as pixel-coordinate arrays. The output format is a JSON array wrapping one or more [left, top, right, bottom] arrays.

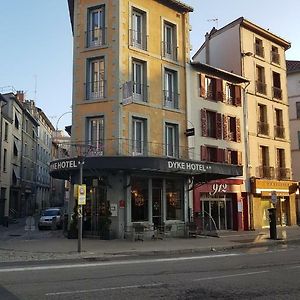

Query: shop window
[[166, 179, 183, 220], [131, 177, 148, 222]]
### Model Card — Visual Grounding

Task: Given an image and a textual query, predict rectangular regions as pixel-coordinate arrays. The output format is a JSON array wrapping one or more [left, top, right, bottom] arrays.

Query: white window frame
[[88, 117, 105, 155], [88, 6, 105, 47], [132, 9, 145, 49], [132, 60, 146, 101], [87, 58, 105, 99], [164, 69, 177, 108], [132, 118, 146, 156], [165, 123, 178, 158]]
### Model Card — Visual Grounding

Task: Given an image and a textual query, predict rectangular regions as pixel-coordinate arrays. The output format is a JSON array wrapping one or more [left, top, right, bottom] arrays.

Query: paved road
[[1, 243, 300, 299]]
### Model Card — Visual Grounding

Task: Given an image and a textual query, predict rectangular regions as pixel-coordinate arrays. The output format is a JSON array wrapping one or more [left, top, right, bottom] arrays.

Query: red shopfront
[[193, 179, 246, 231]]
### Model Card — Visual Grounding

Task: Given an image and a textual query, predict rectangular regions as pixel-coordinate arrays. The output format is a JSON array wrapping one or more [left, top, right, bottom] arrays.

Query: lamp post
[[77, 157, 84, 252]]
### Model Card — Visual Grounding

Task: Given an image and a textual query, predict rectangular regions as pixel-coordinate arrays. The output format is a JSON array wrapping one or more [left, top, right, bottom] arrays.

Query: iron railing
[[85, 80, 106, 100], [85, 28, 107, 48], [274, 125, 285, 139], [162, 41, 178, 61], [132, 83, 148, 102], [129, 29, 148, 51], [272, 86, 282, 100], [257, 121, 269, 136], [255, 44, 264, 58], [276, 167, 290, 180], [271, 51, 280, 64], [256, 81, 267, 95], [256, 166, 275, 179], [163, 90, 179, 109]]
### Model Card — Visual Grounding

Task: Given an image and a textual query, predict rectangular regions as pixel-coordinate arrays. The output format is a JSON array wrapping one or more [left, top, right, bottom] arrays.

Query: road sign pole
[[78, 158, 84, 253]]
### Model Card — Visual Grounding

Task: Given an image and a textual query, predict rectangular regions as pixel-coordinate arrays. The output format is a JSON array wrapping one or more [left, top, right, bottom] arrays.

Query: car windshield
[[42, 210, 59, 216]]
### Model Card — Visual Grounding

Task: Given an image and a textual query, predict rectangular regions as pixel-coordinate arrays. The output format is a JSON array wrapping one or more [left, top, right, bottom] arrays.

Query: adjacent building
[[193, 17, 297, 229], [287, 60, 300, 223]]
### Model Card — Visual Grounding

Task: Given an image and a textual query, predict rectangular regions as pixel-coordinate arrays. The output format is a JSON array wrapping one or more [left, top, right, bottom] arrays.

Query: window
[[205, 77, 216, 100], [132, 118, 147, 155], [14, 114, 19, 129], [274, 109, 284, 138], [228, 117, 237, 141], [258, 145, 273, 178], [297, 102, 300, 119], [166, 179, 183, 220], [87, 57, 105, 100], [201, 110, 222, 139], [4, 122, 8, 141], [225, 84, 241, 106], [257, 104, 269, 135], [164, 69, 178, 109], [256, 65, 266, 94], [272, 72, 282, 100], [88, 117, 104, 155], [255, 38, 264, 58], [87, 6, 105, 47], [271, 46, 280, 64], [207, 111, 217, 138], [131, 8, 147, 50], [165, 123, 179, 158], [276, 148, 289, 179], [132, 59, 147, 102], [227, 149, 239, 165], [3, 149, 7, 172], [163, 22, 177, 60], [131, 177, 148, 222]]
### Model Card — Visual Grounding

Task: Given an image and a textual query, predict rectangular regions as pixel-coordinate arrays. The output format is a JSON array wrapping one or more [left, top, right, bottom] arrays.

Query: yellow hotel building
[[51, 0, 243, 239]]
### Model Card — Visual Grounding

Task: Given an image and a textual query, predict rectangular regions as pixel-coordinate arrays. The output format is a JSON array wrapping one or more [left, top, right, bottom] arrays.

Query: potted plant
[[98, 201, 112, 240]]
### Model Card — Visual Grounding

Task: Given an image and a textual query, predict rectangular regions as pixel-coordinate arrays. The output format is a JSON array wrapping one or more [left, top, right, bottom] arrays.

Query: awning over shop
[[50, 156, 243, 183]]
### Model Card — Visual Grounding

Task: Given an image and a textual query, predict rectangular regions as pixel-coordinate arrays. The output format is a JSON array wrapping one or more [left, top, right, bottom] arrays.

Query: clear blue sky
[[0, 0, 299, 130]]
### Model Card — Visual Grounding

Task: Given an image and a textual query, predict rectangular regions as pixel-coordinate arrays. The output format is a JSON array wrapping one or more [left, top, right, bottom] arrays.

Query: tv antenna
[[207, 18, 219, 28]]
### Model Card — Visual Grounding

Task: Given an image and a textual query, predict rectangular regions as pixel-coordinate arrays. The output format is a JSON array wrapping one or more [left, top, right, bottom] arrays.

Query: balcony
[[255, 44, 265, 58], [257, 121, 269, 136], [132, 83, 148, 102], [86, 80, 106, 100], [274, 125, 285, 139], [271, 51, 280, 64], [276, 168, 290, 180], [256, 81, 267, 95], [129, 29, 147, 51], [256, 166, 275, 179], [162, 41, 178, 61], [51, 138, 190, 161], [85, 28, 106, 48], [163, 90, 179, 109], [272, 87, 282, 100]]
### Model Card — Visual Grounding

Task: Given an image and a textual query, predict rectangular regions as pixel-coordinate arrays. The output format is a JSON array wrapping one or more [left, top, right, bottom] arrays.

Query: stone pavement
[[0, 218, 299, 263]]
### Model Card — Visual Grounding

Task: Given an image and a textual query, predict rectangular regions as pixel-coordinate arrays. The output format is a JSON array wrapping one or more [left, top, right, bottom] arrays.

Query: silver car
[[38, 208, 63, 230]]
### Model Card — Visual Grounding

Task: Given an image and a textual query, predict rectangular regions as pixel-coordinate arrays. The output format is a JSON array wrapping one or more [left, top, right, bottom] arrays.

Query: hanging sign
[[78, 184, 86, 205]]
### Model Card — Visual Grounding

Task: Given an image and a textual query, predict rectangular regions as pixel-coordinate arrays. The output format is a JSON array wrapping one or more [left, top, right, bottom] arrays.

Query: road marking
[[45, 283, 163, 296], [0, 253, 239, 273], [193, 270, 269, 282]]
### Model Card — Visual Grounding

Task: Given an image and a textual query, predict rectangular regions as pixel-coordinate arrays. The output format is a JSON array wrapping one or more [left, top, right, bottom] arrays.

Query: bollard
[[268, 208, 277, 240]]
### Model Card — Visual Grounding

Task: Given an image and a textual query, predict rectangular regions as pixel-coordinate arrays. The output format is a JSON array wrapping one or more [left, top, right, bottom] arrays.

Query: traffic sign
[[78, 184, 86, 205]]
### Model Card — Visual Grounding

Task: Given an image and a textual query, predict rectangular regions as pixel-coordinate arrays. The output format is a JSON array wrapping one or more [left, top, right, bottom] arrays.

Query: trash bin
[[268, 208, 277, 240]]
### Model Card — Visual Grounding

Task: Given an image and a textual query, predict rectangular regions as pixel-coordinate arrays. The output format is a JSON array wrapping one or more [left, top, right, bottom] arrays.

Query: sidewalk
[[0, 219, 299, 263]]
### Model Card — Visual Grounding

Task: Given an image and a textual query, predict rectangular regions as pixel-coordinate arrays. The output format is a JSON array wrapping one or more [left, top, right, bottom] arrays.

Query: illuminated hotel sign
[[167, 160, 211, 173], [50, 159, 79, 172]]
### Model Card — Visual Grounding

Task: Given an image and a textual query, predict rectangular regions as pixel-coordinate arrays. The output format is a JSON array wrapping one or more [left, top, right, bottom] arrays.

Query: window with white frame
[[87, 6, 105, 47], [88, 117, 104, 155], [132, 59, 147, 102], [165, 123, 179, 158], [87, 57, 105, 100], [131, 8, 146, 50], [163, 22, 177, 60], [164, 69, 178, 109], [132, 117, 147, 155]]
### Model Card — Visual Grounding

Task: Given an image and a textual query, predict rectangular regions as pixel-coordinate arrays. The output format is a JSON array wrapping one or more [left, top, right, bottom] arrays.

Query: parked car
[[38, 208, 63, 230]]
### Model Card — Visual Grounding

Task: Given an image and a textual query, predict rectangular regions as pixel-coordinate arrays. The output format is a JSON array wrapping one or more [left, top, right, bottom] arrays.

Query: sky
[[0, 0, 299, 130]]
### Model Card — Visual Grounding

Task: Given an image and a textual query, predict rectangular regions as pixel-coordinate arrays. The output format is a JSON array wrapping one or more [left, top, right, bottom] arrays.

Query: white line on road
[[45, 283, 163, 296], [193, 270, 270, 282], [0, 253, 239, 273]]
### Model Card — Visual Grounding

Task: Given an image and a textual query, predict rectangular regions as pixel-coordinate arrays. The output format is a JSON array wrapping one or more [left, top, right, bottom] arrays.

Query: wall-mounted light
[[241, 51, 253, 57]]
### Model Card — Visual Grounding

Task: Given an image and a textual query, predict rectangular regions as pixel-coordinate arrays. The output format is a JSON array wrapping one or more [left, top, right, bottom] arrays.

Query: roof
[[193, 17, 291, 60], [67, 0, 193, 31], [287, 60, 300, 73], [191, 62, 249, 84]]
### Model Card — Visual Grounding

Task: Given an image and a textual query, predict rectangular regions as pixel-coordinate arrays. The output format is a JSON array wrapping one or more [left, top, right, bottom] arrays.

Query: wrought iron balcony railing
[[85, 28, 107, 48], [162, 41, 178, 61], [276, 167, 290, 180], [274, 125, 285, 139], [272, 86, 282, 100], [132, 83, 148, 102], [163, 90, 179, 109], [256, 81, 267, 95], [256, 166, 275, 179], [271, 51, 280, 64], [257, 121, 269, 136], [255, 44, 265, 58], [129, 29, 148, 51], [85, 80, 106, 100]]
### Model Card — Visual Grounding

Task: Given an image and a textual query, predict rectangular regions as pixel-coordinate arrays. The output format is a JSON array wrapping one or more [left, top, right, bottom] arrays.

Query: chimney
[[16, 90, 25, 102]]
